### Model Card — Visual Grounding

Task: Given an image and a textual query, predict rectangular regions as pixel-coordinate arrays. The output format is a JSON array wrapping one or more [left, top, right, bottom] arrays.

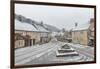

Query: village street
[[14, 4, 95, 66], [15, 40, 63, 65], [15, 39, 94, 65]]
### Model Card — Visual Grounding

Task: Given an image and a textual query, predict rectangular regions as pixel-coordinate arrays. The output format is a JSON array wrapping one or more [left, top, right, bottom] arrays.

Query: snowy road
[[15, 41, 63, 65], [15, 41, 94, 65]]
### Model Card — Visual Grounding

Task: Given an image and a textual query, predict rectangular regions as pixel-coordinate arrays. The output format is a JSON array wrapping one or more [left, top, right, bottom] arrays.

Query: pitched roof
[[33, 24, 49, 32], [43, 24, 60, 32], [15, 14, 49, 32], [15, 19, 38, 32], [72, 23, 90, 31], [15, 14, 60, 33]]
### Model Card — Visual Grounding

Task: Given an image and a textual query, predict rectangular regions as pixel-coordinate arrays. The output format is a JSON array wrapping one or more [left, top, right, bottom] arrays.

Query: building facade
[[72, 22, 90, 46], [72, 30, 88, 45], [72, 18, 94, 46], [88, 18, 94, 46], [14, 14, 51, 49]]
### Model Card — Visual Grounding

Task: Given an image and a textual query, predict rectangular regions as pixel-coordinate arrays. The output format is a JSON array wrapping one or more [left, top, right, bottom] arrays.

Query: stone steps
[[56, 51, 79, 57], [57, 48, 75, 53], [56, 44, 79, 57]]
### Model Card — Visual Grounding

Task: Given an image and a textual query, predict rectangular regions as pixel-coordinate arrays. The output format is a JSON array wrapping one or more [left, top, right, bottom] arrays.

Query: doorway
[[33, 39, 35, 45]]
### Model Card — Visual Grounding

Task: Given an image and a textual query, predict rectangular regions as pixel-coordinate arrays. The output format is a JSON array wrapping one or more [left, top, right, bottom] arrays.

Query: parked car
[[88, 39, 94, 47]]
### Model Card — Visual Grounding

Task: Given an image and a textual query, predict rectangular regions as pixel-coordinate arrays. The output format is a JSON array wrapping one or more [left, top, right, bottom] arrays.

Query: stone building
[[72, 23, 90, 45], [14, 14, 51, 48], [72, 18, 94, 46], [88, 18, 95, 46]]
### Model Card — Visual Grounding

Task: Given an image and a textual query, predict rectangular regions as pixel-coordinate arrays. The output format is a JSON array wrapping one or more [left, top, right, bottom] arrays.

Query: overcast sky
[[15, 4, 94, 30]]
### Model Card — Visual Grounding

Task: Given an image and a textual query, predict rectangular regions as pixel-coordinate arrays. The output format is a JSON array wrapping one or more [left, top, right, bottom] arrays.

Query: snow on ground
[[15, 41, 94, 65], [67, 43, 94, 49], [15, 41, 64, 65], [15, 44, 39, 54], [66, 42, 94, 60]]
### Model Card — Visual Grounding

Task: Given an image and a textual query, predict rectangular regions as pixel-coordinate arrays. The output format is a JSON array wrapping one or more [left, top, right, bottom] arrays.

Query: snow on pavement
[[15, 41, 63, 65]]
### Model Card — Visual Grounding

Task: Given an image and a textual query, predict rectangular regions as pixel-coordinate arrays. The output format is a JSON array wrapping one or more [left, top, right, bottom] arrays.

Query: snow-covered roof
[[34, 24, 49, 32], [15, 14, 56, 33], [15, 19, 38, 32], [72, 23, 90, 31], [43, 24, 60, 32], [51, 32, 58, 36]]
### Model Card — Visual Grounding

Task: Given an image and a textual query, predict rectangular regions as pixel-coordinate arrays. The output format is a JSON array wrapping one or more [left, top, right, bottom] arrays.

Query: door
[[33, 39, 35, 45], [25, 39, 28, 46], [30, 39, 32, 46]]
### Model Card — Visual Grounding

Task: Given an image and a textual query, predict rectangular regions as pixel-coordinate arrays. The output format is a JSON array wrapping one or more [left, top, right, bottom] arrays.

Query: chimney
[[40, 21, 43, 25], [75, 22, 78, 27]]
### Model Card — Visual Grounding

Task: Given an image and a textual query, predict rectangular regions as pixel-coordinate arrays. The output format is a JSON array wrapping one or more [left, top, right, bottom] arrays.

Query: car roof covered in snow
[[15, 19, 38, 32], [72, 23, 90, 31]]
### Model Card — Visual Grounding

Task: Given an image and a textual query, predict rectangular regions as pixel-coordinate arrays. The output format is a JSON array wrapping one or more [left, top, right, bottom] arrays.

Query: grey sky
[[15, 4, 94, 30]]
